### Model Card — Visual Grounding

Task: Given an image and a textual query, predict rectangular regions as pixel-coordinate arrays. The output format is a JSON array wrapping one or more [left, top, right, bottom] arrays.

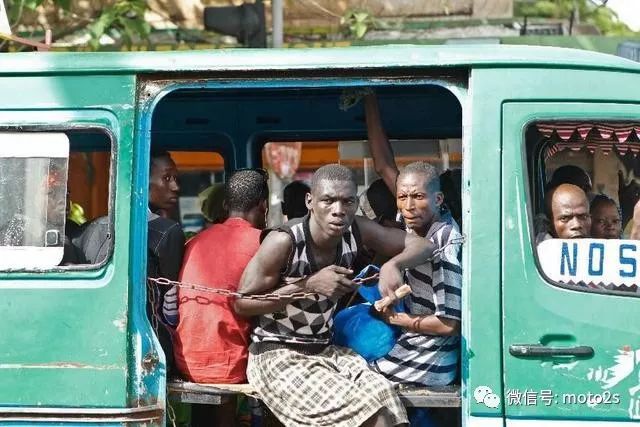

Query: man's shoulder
[[187, 220, 262, 251], [148, 215, 182, 233]]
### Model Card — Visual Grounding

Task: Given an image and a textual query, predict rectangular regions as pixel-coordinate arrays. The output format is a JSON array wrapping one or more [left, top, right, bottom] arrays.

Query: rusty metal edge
[[0, 404, 163, 422]]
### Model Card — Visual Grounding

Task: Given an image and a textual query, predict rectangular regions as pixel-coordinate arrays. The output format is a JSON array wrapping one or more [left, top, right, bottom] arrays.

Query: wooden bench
[[167, 380, 461, 408]]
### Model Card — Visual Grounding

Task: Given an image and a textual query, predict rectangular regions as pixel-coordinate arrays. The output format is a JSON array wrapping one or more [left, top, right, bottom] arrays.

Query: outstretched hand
[[378, 261, 404, 300], [305, 265, 354, 299]]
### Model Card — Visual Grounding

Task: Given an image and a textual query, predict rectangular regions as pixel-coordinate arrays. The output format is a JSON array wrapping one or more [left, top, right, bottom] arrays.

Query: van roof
[[1, 44, 639, 75]]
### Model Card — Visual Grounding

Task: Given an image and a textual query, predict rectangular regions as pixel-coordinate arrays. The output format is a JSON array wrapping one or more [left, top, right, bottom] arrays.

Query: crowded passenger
[[198, 183, 227, 228], [590, 194, 622, 239], [354, 178, 402, 272], [281, 180, 310, 221], [547, 164, 593, 198], [365, 93, 462, 387], [541, 183, 591, 241], [173, 169, 268, 427], [235, 164, 436, 427]]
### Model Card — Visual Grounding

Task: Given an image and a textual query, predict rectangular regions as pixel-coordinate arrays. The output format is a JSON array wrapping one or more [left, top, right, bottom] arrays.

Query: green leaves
[[341, 9, 376, 40], [515, 0, 637, 36], [86, 0, 150, 50]]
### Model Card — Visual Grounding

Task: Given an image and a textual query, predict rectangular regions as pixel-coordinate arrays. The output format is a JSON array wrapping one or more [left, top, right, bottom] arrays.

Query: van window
[[0, 129, 113, 270], [169, 151, 225, 235], [0, 133, 69, 269], [527, 121, 640, 295]]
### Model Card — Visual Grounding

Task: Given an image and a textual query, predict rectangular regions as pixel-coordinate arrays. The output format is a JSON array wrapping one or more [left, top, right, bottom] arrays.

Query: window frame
[[0, 124, 117, 273], [525, 120, 640, 299]]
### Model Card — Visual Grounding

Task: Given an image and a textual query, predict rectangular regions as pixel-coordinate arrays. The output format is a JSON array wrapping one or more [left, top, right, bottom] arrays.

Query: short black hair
[[311, 164, 355, 192], [150, 150, 172, 175], [226, 169, 269, 212], [366, 179, 396, 221], [590, 194, 618, 214], [548, 165, 592, 193], [282, 180, 310, 219], [399, 161, 441, 193]]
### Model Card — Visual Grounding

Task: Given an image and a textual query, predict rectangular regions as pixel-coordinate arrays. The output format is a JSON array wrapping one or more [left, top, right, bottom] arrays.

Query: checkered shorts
[[247, 343, 408, 427]]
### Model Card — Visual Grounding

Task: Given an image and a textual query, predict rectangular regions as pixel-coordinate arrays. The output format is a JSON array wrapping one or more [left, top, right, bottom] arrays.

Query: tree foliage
[[515, 0, 636, 36], [5, 0, 150, 49]]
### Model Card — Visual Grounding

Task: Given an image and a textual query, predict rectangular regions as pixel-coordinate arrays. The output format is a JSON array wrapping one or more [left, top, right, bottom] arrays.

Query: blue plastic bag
[[333, 265, 404, 362]]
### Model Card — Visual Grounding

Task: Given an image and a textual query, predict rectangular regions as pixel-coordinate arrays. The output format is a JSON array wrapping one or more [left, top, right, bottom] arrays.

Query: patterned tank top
[[251, 215, 361, 345]]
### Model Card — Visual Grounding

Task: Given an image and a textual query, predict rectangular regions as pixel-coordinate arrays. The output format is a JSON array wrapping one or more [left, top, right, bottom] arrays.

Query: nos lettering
[[619, 244, 637, 277], [560, 242, 577, 276]]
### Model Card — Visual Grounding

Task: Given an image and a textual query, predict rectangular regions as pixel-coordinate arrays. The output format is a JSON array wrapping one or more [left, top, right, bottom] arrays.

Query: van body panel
[[464, 68, 504, 419], [1, 45, 640, 75], [0, 75, 139, 408], [496, 65, 640, 422]]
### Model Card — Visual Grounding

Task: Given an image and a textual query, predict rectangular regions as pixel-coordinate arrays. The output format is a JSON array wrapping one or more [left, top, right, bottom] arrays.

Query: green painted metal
[[0, 45, 639, 425], [0, 45, 639, 76], [494, 68, 640, 421], [0, 75, 137, 408]]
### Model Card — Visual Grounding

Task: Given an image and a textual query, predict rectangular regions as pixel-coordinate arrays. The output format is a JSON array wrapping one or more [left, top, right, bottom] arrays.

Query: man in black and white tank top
[[235, 164, 436, 427]]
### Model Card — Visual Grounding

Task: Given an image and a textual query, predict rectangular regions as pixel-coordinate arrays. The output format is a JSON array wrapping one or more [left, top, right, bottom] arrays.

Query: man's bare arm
[[234, 232, 356, 317], [364, 93, 399, 195], [234, 232, 303, 317], [356, 216, 435, 298], [381, 309, 459, 336]]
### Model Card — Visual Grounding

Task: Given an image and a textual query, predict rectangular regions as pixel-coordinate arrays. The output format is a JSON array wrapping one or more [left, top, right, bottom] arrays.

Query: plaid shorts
[[247, 343, 408, 427]]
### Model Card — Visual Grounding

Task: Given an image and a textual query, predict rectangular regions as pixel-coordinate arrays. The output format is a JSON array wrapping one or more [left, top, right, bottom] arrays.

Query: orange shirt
[[173, 218, 261, 383]]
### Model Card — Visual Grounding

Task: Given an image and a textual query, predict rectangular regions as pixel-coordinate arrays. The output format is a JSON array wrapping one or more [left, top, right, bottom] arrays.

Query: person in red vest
[[173, 168, 268, 426]]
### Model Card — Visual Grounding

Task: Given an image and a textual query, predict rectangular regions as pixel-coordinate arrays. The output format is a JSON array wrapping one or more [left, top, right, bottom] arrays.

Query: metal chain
[[147, 273, 381, 301], [147, 236, 465, 302]]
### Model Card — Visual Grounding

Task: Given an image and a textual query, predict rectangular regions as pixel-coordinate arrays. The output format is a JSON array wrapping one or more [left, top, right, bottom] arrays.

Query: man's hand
[[378, 261, 404, 299], [305, 265, 355, 299], [376, 306, 399, 325]]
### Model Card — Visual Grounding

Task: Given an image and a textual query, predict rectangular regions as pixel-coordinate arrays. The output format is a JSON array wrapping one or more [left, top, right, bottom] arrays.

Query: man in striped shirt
[[365, 94, 462, 386]]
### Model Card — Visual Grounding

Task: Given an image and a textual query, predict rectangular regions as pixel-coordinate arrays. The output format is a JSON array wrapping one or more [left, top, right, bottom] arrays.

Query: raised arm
[[234, 231, 356, 317], [355, 216, 435, 298], [364, 93, 399, 195]]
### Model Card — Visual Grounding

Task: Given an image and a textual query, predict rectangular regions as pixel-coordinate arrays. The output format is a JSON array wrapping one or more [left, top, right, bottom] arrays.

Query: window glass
[[527, 121, 640, 295], [0, 133, 69, 269]]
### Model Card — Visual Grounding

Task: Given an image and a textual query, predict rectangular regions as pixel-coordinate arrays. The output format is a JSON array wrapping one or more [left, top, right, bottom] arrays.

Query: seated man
[[173, 169, 268, 426], [235, 164, 436, 427], [543, 183, 592, 240], [76, 151, 185, 369], [590, 194, 622, 239], [281, 180, 310, 221], [365, 94, 462, 387]]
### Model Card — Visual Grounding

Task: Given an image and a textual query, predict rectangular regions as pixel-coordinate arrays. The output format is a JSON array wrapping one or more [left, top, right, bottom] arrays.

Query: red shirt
[[173, 218, 261, 383]]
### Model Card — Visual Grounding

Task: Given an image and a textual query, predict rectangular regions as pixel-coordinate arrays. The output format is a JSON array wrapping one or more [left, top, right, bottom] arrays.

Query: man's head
[[149, 151, 180, 213], [547, 183, 591, 239], [396, 161, 443, 236], [282, 180, 310, 220], [590, 195, 621, 239], [307, 164, 358, 238], [366, 178, 398, 227], [199, 183, 227, 224], [547, 165, 592, 195], [226, 169, 269, 229]]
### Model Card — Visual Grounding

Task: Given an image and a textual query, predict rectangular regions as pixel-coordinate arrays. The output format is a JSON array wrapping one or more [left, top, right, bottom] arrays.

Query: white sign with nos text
[[538, 239, 640, 287]]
